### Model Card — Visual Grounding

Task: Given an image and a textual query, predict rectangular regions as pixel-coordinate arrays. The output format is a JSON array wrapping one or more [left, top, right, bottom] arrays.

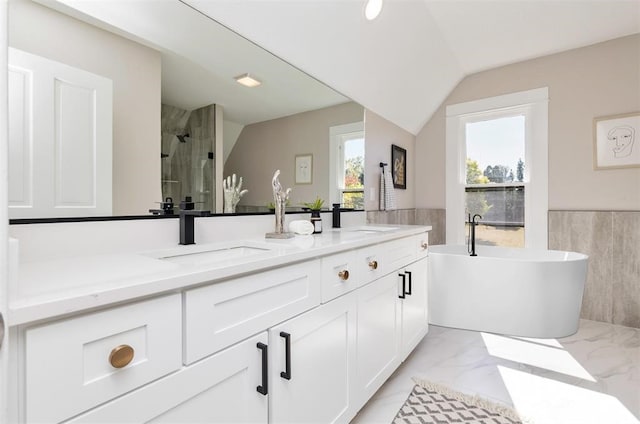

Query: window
[[330, 122, 365, 209], [465, 115, 526, 247], [446, 88, 548, 249]]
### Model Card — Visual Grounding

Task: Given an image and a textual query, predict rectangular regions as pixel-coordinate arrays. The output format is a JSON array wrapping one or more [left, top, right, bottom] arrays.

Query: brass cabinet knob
[[421, 242, 428, 250], [109, 344, 135, 369], [338, 270, 350, 281], [368, 260, 378, 270]]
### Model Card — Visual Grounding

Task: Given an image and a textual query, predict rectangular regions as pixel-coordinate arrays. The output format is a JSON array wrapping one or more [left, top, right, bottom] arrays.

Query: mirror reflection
[[7, 0, 365, 220]]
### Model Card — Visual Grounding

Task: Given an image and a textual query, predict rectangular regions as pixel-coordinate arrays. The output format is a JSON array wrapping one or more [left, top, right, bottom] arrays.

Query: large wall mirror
[[7, 0, 365, 220]]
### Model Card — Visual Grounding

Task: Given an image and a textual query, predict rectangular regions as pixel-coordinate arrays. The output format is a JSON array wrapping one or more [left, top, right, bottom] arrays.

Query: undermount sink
[[157, 245, 272, 266], [351, 226, 399, 233], [332, 226, 400, 239]]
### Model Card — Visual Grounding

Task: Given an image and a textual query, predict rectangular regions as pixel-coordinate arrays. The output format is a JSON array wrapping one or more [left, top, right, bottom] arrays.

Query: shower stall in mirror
[[161, 103, 216, 211]]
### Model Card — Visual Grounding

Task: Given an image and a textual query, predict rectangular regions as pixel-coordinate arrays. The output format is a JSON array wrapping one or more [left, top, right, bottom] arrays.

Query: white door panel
[[8, 47, 112, 218]]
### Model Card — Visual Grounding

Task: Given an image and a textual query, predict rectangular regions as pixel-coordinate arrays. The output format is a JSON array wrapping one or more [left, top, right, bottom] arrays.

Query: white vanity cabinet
[[13, 227, 430, 423]]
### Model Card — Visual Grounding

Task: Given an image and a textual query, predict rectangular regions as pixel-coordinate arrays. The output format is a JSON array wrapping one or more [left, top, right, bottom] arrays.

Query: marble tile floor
[[352, 319, 640, 424]]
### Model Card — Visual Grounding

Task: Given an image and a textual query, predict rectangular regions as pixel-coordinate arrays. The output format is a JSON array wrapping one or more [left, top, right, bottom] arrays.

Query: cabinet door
[[269, 293, 356, 424], [355, 273, 401, 409], [399, 257, 429, 360], [68, 333, 268, 424]]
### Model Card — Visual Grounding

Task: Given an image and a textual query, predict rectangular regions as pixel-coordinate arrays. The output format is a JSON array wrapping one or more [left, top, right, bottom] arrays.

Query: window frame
[[445, 88, 548, 249]]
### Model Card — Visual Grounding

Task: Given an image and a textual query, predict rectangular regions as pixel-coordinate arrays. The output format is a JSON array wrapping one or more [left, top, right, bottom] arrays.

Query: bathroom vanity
[[7, 224, 430, 423]]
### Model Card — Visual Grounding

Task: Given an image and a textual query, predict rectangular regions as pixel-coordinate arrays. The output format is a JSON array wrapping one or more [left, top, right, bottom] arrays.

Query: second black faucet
[[179, 196, 211, 245]]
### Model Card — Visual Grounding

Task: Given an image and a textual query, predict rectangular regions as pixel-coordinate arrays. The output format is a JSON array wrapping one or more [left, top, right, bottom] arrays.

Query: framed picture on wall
[[391, 144, 407, 189], [593, 112, 640, 169], [295, 154, 313, 184]]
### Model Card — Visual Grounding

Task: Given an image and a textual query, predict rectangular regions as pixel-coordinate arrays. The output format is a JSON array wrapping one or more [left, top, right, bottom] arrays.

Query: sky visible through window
[[344, 136, 364, 159], [466, 115, 525, 175]]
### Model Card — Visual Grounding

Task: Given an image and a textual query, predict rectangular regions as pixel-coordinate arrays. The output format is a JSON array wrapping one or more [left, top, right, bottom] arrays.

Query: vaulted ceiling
[[185, 0, 640, 135]]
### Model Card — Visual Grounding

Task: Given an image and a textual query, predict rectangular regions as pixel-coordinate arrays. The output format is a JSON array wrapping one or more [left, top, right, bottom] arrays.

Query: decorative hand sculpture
[[223, 174, 248, 213], [272, 170, 291, 234]]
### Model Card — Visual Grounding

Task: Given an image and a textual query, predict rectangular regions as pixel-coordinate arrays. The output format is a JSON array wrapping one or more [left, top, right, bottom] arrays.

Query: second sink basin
[[351, 226, 399, 233], [154, 245, 273, 267]]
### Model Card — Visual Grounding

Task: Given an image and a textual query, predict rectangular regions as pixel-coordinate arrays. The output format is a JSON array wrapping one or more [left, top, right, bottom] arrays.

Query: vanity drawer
[[184, 259, 321, 364], [321, 250, 361, 302], [355, 243, 386, 288], [25, 294, 182, 424], [380, 237, 418, 272], [415, 232, 429, 259]]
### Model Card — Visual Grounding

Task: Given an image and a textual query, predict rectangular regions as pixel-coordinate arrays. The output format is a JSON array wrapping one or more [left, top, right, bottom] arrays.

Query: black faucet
[[149, 197, 175, 215], [179, 196, 211, 245], [332, 203, 342, 228], [468, 213, 482, 257]]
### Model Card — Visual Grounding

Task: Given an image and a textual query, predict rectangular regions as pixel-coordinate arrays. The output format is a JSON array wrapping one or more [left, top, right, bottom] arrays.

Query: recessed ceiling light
[[365, 0, 383, 20], [234, 73, 261, 88]]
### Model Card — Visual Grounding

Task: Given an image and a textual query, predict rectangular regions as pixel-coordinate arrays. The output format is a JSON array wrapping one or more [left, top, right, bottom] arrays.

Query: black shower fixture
[[176, 133, 190, 143]]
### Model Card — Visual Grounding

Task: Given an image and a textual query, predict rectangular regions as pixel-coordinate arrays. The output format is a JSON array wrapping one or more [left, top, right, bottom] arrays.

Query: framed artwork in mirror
[[391, 144, 407, 189], [593, 112, 640, 170], [295, 154, 313, 184]]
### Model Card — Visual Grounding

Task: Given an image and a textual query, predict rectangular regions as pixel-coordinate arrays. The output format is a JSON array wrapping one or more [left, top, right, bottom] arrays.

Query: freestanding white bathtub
[[428, 245, 588, 338]]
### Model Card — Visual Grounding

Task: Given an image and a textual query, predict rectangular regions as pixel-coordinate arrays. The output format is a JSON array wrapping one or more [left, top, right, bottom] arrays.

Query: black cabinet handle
[[280, 332, 292, 380], [256, 342, 268, 395], [405, 271, 412, 295], [398, 273, 406, 299]]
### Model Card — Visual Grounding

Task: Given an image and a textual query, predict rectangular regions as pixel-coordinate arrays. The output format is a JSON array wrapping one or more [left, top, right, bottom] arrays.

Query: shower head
[[176, 133, 190, 143]]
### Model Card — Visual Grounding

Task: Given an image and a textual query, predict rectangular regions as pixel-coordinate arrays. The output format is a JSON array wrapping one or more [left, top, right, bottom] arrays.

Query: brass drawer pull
[[421, 242, 428, 250], [109, 344, 135, 369], [338, 270, 349, 281], [368, 260, 378, 270]]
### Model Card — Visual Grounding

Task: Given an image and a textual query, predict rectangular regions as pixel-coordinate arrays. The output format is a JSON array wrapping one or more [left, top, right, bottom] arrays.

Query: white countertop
[[10, 225, 430, 325]]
